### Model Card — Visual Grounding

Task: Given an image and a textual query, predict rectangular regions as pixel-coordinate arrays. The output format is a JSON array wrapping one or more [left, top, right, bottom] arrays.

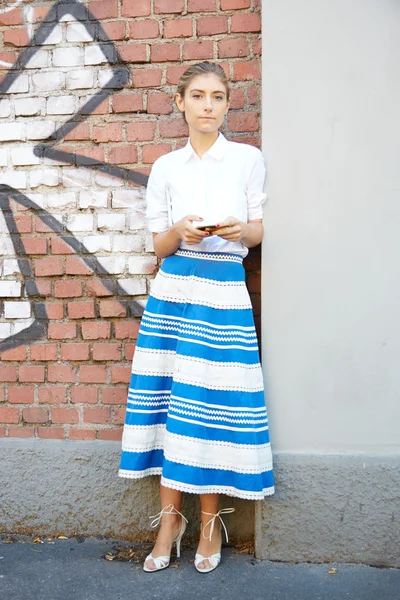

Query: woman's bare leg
[[144, 483, 184, 571], [196, 493, 221, 570]]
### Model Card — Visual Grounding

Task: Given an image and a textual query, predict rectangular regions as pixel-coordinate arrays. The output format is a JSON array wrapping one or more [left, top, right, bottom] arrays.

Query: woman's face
[[176, 73, 229, 135]]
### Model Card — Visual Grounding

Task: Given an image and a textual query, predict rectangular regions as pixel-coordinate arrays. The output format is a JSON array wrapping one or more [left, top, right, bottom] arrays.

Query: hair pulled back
[[176, 61, 230, 102]]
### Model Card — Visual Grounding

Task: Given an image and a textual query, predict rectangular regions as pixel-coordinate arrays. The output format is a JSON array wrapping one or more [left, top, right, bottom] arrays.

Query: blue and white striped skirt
[[118, 249, 274, 500]]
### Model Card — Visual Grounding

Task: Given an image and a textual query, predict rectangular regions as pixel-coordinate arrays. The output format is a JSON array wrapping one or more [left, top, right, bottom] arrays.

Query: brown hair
[[176, 61, 230, 102]]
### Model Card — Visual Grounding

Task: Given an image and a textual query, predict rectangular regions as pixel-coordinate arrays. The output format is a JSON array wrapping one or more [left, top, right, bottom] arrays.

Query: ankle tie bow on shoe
[[149, 503, 188, 529], [201, 507, 235, 543]]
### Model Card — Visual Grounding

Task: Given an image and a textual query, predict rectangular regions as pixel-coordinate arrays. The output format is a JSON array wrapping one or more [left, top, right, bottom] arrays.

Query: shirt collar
[[181, 133, 228, 163]]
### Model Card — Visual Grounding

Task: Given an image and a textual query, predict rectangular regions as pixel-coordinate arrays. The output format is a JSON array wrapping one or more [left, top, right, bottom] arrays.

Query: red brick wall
[[0, 0, 262, 440]]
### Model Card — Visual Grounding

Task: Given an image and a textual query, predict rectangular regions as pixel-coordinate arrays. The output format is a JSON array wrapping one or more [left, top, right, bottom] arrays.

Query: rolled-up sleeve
[[145, 158, 169, 233], [246, 150, 267, 221]]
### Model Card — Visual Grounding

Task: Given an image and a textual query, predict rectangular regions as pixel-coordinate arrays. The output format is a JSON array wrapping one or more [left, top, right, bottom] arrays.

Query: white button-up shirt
[[145, 133, 267, 257]]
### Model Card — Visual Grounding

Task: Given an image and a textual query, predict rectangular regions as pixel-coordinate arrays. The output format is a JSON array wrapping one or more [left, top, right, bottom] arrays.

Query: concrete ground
[[0, 536, 399, 600]]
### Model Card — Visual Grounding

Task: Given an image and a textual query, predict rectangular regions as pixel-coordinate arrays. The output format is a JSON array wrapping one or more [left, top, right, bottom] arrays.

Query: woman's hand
[[172, 215, 210, 245], [213, 217, 244, 242]]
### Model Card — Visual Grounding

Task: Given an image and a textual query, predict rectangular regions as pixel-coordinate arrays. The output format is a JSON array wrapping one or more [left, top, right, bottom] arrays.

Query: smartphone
[[195, 223, 218, 233]]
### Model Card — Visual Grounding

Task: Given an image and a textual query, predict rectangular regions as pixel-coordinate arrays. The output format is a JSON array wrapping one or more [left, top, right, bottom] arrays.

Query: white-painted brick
[[11, 146, 41, 166], [25, 49, 50, 69], [98, 213, 126, 231], [0, 323, 12, 339], [66, 69, 94, 90], [0, 236, 15, 256], [84, 45, 108, 65], [0, 170, 27, 189], [112, 235, 143, 253], [0, 281, 22, 297], [0, 100, 11, 118], [111, 189, 142, 208], [46, 192, 76, 209], [128, 255, 158, 274], [118, 278, 147, 296], [32, 72, 65, 92], [15, 98, 43, 116], [26, 120, 56, 140], [67, 23, 95, 43], [3, 259, 20, 276], [41, 24, 63, 45], [128, 211, 146, 230], [29, 168, 59, 188], [98, 69, 115, 88], [0, 149, 7, 167], [52, 47, 83, 68], [0, 123, 24, 142], [59, 11, 87, 22], [94, 172, 123, 188], [62, 168, 92, 188], [79, 190, 108, 209], [82, 235, 111, 253], [67, 214, 94, 232], [47, 95, 76, 115], [4, 75, 29, 94], [25, 194, 45, 208], [145, 232, 155, 253], [4, 301, 31, 319], [97, 256, 126, 275], [12, 319, 34, 335]]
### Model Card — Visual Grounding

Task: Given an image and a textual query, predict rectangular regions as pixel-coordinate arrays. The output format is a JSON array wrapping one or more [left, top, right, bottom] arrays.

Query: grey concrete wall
[[0, 439, 252, 543], [255, 453, 400, 567]]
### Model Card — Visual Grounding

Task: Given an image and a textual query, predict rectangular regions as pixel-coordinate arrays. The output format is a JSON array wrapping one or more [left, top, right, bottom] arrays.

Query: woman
[[119, 61, 274, 574]]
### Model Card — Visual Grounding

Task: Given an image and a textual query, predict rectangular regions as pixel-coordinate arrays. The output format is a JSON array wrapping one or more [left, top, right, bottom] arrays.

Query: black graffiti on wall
[[0, 0, 152, 351]]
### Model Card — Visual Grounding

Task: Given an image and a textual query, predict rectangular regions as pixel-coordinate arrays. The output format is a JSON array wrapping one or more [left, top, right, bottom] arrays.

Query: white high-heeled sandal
[[143, 503, 188, 573], [194, 507, 235, 574]]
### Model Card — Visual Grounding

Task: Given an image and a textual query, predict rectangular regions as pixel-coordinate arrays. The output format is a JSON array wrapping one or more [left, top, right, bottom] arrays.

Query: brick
[[93, 123, 123, 143], [221, 0, 250, 8], [81, 96, 109, 114], [0, 407, 19, 424], [99, 20, 126, 41], [233, 61, 261, 81], [52, 48, 82, 69], [129, 20, 159, 39], [65, 257, 94, 275], [197, 16, 228, 36], [166, 65, 188, 84], [80, 366, 107, 384], [0, 123, 23, 142], [97, 213, 126, 231], [252, 37, 262, 56], [93, 343, 121, 361], [29, 6, 54, 23], [38, 387, 67, 404], [99, 301, 126, 318], [88, 0, 118, 19], [50, 238, 76, 255], [183, 40, 213, 60], [67, 69, 94, 90], [132, 68, 163, 88], [111, 366, 131, 384], [7, 427, 35, 438], [247, 85, 259, 105], [15, 98, 42, 116], [151, 43, 180, 62], [19, 366, 45, 383], [38, 427, 65, 439], [128, 256, 158, 274], [61, 343, 90, 361], [4, 302, 30, 320], [76, 148, 105, 165], [102, 387, 127, 405], [0, 427, 5, 437], [34, 257, 64, 277], [218, 37, 249, 58], [8, 387, 34, 404], [163, 18, 193, 38], [85, 280, 114, 298], [4, 28, 29, 47], [48, 365, 76, 383], [122, 0, 151, 17], [159, 119, 189, 138], [126, 121, 156, 142], [118, 42, 148, 63], [113, 407, 126, 425], [21, 238, 47, 255], [11, 216, 32, 234], [69, 428, 96, 440], [0, 281, 21, 298], [108, 146, 138, 164], [147, 93, 173, 114], [30, 344, 58, 362], [83, 407, 111, 423], [125, 343, 136, 361], [54, 281, 83, 298], [51, 407, 79, 424], [0, 7, 23, 25], [114, 322, 140, 340], [80, 191, 108, 209], [44, 303, 64, 320], [23, 407, 48, 424], [32, 72, 65, 93], [71, 388, 99, 404], [188, 0, 216, 10], [229, 88, 245, 109], [0, 388, 5, 402], [1, 346, 27, 361], [155, 0, 184, 13], [68, 301, 96, 320], [142, 144, 171, 163], [98, 428, 122, 441], [228, 111, 259, 132], [48, 323, 77, 340], [65, 123, 90, 141], [112, 92, 144, 113], [231, 13, 261, 32]]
